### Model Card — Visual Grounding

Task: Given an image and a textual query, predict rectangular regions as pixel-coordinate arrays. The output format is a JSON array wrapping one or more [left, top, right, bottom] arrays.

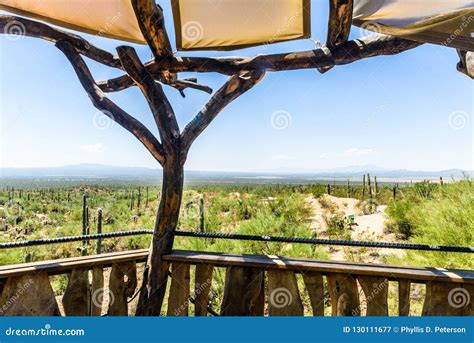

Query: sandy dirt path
[[306, 195, 404, 263]]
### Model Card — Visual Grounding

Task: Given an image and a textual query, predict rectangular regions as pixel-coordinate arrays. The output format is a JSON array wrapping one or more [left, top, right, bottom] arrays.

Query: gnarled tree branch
[[131, 0, 173, 61], [181, 70, 266, 151], [116, 46, 180, 150], [327, 0, 353, 49], [131, 0, 178, 89], [320, 0, 354, 74], [55, 40, 165, 165], [97, 74, 212, 95], [99, 35, 422, 90], [0, 15, 121, 69]]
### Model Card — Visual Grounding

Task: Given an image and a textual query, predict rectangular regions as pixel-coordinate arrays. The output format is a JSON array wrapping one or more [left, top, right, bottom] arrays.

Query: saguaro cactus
[[199, 197, 205, 233], [362, 174, 366, 198], [367, 174, 372, 199], [137, 187, 142, 209], [130, 191, 135, 211], [97, 208, 103, 254]]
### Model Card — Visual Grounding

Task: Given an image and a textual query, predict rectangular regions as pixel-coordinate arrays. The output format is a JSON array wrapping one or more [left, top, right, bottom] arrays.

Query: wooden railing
[[0, 249, 472, 316]]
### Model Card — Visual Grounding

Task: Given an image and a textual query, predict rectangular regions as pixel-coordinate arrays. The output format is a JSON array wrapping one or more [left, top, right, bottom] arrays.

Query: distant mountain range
[[0, 164, 471, 185]]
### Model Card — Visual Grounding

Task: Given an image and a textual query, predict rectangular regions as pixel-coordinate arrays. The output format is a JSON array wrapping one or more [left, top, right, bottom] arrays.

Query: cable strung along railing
[[0, 229, 472, 317], [0, 229, 473, 253]]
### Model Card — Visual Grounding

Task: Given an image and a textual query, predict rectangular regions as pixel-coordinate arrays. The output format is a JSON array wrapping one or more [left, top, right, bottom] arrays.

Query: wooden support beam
[[131, 0, 173, 61], [117, 46, 180, 146], [100, 34, 422, 90], [0, 14, 422, 87], [327, 0, 354, 49]]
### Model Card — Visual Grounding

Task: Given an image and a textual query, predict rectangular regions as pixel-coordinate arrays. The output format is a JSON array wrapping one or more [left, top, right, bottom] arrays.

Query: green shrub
[[324, 212, 352, 239], [387, 180, 473, 269], [318, 196, 338, 213], [413, 180, 437, 199], [310, 184, 327, 198], [385, 201, 415, 238]]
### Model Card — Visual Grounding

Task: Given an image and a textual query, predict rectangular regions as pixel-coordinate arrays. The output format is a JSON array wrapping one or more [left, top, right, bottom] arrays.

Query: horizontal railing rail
[[1, 249, 472, 284]]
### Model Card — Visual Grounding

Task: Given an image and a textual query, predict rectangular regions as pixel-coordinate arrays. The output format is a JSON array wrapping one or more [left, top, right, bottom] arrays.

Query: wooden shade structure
[[0, 0, 472, 316]]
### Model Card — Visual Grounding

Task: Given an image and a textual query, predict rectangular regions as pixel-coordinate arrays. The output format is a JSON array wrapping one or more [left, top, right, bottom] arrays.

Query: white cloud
[[80, 143, 106, 153]]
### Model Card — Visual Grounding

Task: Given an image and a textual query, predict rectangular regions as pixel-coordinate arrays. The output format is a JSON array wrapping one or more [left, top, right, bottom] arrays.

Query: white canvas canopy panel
[[0, 0, 146, 43], [1, 0, 472, 51], [353, 0, 474, 51], [0, 0, 311, 50], [171, 0, 311, 51]]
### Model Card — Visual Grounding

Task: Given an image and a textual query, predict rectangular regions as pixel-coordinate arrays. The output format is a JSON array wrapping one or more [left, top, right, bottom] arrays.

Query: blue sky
[[0, 1, 472, 172]]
